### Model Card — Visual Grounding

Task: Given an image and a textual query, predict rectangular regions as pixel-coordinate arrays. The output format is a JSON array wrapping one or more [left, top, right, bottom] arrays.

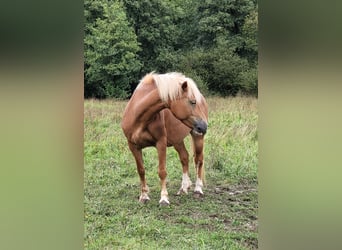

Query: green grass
[[84, 97, 258, 249]]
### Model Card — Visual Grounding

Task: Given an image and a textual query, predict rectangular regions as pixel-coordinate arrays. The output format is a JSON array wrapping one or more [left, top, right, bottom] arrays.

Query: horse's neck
[[134, 88, 167, 123]]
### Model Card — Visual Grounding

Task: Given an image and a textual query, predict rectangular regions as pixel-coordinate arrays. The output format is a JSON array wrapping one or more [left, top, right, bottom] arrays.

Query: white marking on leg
[[177, 173, 192, 195], [194, 178, 203, 195], [159, 189, 169, 205]]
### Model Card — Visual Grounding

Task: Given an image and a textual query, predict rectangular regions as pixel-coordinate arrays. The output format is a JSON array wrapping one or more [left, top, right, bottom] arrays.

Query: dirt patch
[[208, 184, 258, 247]]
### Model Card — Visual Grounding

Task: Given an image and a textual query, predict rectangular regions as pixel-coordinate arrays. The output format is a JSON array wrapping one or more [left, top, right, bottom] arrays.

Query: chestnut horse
[[121, 72, 208, 205]]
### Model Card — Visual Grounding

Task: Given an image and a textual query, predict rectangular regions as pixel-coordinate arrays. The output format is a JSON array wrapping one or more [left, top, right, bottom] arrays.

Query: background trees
[[84, 0, 141, 98], [84, 0, 258, 98]]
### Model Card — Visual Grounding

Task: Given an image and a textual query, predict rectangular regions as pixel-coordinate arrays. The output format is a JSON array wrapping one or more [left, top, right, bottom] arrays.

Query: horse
[[121, 72, 208, 205]]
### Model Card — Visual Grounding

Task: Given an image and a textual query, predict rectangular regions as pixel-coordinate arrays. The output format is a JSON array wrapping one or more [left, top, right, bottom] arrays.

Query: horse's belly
[[131, 129, 155, 148]]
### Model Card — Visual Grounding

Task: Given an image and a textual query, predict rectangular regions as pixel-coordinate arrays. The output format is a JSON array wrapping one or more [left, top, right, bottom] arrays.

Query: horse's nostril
[[195, 120, 207, 134], [197, 127, 206, 132], [201, 125, 207, 134]]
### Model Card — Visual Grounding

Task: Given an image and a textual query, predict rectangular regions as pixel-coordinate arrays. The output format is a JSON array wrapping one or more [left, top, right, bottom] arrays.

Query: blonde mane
[[138, 72, 202, 103]]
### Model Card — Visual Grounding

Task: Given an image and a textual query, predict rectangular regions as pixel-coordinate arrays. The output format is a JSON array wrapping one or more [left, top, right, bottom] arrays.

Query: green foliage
[[196, 0, 253, 46], [241, 9, 258, 66], [84, 0, 141, 98], [187, 0, 258, 95], [122, 0, 184, 74], [239, 66, 258, 95], [177, 39, 256, 96], [84, 97, 258, 249], [84, 0, 258, 98]]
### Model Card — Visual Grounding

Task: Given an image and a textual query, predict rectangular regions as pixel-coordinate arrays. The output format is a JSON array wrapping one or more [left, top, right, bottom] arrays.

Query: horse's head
[[169, 81, 208, 135]]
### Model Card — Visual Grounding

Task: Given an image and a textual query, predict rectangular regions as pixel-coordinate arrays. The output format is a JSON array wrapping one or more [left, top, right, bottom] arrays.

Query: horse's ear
[[181, 81, 188, 91]]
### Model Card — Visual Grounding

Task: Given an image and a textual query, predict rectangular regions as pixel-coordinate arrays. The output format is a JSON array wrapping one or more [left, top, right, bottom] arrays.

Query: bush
[[177, 38, 257, 96]]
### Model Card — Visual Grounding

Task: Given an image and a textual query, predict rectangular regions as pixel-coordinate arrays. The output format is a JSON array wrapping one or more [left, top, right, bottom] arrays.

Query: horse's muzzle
[[193, 120, 207, 135]]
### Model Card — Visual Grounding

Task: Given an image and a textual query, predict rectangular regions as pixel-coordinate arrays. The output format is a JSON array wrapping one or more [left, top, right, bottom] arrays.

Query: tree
[[176, 0, 258, 96], [122, 0, 184, 75], [196, 0, 255, 47], [178, 39, 251, 96], [241, 8, 258, 65], [83, 0, 258, 98], [84, 0, 141, 98]]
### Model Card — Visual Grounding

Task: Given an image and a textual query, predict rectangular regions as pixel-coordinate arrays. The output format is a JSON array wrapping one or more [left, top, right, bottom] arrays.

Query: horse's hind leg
[[174, 141, 192, 195], [128, 142, 150, 203], [192, 135, 205, 195]]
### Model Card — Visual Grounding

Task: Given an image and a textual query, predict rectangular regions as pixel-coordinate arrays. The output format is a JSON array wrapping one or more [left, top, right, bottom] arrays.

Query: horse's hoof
[[194, 181, 204, 197], [139, 198, 150, 204], [193, 191, 204, 199], [177, 188, 189, 195], [159, 197, 170, 206], [139, 194, 150, 203]]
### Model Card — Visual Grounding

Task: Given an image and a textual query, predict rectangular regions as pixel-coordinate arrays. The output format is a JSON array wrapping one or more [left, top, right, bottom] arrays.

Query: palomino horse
[[121, 72, 208, 205]]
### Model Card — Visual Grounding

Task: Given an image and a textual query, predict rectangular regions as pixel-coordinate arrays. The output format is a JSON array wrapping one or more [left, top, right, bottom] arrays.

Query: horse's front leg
[[174, 141, 192, 195], [128, 142, 150, 203], [156, 137, 169, 205], [192, 135, 205, 195]]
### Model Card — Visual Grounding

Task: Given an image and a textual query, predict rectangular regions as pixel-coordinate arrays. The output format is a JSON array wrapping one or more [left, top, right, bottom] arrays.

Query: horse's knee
[[136, 165, 145, 177], [180, 153, 189, 166], [158, 168, 167, 180]]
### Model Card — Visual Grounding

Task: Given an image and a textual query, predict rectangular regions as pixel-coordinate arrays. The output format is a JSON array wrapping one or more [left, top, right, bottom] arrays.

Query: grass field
[[84, 97, 258, 249]]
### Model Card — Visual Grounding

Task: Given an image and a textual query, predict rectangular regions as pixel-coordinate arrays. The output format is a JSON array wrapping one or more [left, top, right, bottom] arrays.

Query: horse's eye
[[190, 100, 196, 105]]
